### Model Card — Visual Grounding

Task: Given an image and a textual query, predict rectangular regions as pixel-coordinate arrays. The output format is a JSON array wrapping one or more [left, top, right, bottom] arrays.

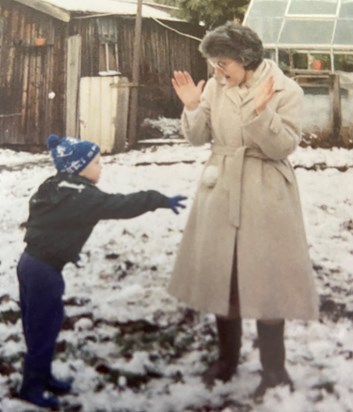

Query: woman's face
[[208, 57, 253, 87]]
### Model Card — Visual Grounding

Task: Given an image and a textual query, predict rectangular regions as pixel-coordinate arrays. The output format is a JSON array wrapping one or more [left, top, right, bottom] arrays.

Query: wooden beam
[[329, 73, 342, 144], [14, 0, 70, 22], [127, 0, 143, 150], [66, 35, 82, 137]]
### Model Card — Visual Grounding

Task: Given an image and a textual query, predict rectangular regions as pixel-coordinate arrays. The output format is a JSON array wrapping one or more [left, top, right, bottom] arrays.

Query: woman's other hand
[[171, 71, 205, 111], [254, 75, 275, 115]]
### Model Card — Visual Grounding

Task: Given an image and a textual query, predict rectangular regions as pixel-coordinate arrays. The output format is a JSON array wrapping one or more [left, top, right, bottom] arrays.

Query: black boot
[[202, 317, 242, 387], [19, 367, 59, 409], [254, 320, 294, 399], [46, 373, 73, 395]]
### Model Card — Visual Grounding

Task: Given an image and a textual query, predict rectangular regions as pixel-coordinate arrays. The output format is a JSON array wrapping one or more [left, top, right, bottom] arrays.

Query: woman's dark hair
[[199, 22, 264, 71]]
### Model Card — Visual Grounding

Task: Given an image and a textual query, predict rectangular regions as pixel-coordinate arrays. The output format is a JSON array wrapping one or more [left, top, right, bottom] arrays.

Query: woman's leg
[[254, 319, 293, 398], [203, 245, 242, 386], [202, 316, 242, 386]]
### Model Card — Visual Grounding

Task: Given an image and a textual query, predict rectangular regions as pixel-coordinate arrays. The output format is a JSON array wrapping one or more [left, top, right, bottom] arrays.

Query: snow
[[0, 138, 353, 411], [141, 117, 182, 140]]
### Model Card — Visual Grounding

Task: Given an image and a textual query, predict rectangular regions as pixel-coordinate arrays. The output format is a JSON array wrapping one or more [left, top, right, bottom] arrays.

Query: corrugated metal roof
[[40, 0, 182, 21], [14, 0, 71, 21]]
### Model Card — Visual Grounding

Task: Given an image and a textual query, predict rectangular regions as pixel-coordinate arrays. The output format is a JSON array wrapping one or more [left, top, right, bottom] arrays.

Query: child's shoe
[[19, 387, 59, 409], [47, 374, 73, 394]]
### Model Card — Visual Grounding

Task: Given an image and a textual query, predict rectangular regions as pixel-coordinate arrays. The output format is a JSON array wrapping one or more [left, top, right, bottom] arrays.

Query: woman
[[168, 22, 318, 397]]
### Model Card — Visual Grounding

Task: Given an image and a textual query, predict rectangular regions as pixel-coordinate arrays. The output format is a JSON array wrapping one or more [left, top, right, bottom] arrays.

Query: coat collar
[[55, 172, 96, 187], [216, 59, 286, 107]]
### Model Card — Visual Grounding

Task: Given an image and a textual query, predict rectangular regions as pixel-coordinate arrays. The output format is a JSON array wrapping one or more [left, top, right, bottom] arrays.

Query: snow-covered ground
[[0, 142, 352, 412]]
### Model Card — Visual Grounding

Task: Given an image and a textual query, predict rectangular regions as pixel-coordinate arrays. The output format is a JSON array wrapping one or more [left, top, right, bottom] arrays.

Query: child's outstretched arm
[[82, 188, 187, 222]]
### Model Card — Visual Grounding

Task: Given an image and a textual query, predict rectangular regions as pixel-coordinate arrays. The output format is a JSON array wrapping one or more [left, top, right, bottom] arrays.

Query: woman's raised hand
[[254, 75, 275, 115], [171, 71, 205, 111]]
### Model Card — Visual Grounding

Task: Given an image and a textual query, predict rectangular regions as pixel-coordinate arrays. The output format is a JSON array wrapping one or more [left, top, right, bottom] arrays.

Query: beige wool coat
[[168, 59, 319, 320]]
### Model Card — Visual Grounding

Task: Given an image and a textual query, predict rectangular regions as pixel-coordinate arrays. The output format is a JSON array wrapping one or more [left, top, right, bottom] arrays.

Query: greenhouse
[[243, 0, 353, 73]]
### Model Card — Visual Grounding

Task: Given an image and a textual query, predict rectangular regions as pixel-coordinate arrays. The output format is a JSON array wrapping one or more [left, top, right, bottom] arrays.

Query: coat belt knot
[[211, 144, 294, 228]]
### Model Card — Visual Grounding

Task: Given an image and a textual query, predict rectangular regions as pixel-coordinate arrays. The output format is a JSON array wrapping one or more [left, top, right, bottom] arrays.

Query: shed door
[[79, 76, 129, 153], [21, 46, 53, 145], [0, 44, 22, 145], [0, 46, 49, 146]]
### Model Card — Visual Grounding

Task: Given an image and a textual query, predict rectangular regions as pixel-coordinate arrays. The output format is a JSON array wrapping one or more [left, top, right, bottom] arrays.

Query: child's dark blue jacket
[[24, 173, 170, 269]]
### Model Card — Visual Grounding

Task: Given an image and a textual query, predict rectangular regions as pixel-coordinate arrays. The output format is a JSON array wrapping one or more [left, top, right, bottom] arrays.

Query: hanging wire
[[151, 17, 202, 42]]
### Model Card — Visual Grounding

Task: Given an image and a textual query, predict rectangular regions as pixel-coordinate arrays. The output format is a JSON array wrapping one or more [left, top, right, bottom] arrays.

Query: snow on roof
[[40, 0, 182, 21]]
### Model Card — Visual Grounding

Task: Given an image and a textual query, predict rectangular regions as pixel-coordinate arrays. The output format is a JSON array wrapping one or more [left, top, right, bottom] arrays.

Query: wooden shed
[[0, 0, 206, 151], [0, 0, 68, 149]]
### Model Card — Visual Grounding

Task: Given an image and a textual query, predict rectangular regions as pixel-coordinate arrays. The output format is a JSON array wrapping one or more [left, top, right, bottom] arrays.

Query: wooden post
[[127, 0, 143, 149], [66, 35, 82, 137], [329, 73, 341, 144]]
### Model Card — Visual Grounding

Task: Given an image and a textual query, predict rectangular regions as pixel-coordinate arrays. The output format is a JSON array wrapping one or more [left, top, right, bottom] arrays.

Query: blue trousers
[[17, 252, 65, 392]]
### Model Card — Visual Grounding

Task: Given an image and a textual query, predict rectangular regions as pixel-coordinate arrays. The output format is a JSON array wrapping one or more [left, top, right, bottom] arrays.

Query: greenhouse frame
[[243, 0, 353, 73]]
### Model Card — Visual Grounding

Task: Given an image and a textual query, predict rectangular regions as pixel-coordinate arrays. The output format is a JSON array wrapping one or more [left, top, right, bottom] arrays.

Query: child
[[17, 134, 186, 409]]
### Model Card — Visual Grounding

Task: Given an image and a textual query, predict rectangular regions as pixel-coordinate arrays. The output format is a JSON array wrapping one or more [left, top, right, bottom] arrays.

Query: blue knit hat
[[47, 134, 100, 174]]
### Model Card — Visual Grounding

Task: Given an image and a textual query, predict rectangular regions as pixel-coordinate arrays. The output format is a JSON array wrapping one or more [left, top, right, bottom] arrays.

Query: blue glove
[[167, 195, 187, 215]]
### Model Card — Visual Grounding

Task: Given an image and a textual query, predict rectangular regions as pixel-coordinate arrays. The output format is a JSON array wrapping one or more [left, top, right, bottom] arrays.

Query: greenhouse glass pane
[[245, 17, 282, 43], [288, 0, 338, 15], [340, 0, 353, 17], [334, 19, 353, 44], [264, 49, 276, 60], [246, 0, 287, 17], [334, 54, 353, 72], [279, 20, 334, 44]]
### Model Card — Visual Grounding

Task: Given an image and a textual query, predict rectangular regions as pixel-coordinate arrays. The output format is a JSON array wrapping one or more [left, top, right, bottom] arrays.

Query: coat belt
[[211, 144, 294, 228]]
